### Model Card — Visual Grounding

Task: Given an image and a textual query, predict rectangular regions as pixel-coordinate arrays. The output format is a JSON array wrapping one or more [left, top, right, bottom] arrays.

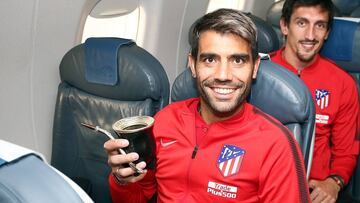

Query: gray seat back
[[0, 140, 92, 203], [247, 13, 280, 53], [51, 37, 169, 203], [266, 0, 285, 46], [171, 58, 316, 174]]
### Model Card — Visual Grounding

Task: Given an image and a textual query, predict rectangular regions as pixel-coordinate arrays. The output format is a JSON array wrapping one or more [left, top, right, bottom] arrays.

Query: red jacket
[[271, 48, 360, 184], [109, 98, 310, 202]]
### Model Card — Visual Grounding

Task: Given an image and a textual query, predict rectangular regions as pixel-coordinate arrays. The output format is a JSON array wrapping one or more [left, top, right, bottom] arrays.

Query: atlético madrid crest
[[315, 89, 330, 109], [217, 144, 245, 177]]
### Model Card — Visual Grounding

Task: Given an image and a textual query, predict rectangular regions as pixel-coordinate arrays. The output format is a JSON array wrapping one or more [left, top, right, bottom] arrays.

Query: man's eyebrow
[[315, 20, 329, 25], [199, 53, 218, 59], [229, 54, 250, 60], [295, 17, 328, 25], [294, 17, 310, 22], [230, 53, 249, 58]]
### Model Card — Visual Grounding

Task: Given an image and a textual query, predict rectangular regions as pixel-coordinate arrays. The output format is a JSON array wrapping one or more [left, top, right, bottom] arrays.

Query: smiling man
[[271, 0, 360, 202], [189, 30, 255, 123], [104, 8, 310, 203]]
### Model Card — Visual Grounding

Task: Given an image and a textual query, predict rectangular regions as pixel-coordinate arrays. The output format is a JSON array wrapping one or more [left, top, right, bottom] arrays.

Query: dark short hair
[[281, 0, 335, 30], [189, 8, 258, 62]]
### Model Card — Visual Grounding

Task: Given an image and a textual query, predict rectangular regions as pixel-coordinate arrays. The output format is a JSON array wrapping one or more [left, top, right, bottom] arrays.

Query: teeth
[[301, 42, 315, 47], [301, 43, 315, 50], [213, 88, 235, 94]]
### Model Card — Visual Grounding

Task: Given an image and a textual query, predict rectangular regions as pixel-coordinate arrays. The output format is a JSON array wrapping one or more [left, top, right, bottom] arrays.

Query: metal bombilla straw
[[80, 123, 144, 174]]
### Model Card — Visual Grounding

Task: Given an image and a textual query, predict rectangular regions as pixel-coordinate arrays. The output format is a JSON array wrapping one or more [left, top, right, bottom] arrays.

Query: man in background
[[271, 0, 360, 202]]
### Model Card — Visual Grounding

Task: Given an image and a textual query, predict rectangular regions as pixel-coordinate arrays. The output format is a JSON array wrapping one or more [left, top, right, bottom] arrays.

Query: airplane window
[[81, 8, 139, 43], [207, 0, 245, 13]]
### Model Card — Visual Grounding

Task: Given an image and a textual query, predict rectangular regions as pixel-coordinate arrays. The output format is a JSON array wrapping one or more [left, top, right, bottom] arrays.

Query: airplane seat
[[320, 18, 360, 203], [51, 37, 169, 203], [0, 140, 93, 203], [171, 57, 316, 176], [351, 7, 360, 18], [246, 13, 280, 53], [332, 0, 360, 17], [266, 0, 285, 47]]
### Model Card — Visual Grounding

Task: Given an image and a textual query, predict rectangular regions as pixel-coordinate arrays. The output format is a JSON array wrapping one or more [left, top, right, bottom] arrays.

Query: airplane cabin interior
[[0, 0, 360, 202]]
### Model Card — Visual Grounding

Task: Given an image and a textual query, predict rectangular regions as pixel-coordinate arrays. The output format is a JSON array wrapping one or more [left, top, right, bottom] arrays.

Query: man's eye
[[204, 58, 215, 63], [316, 23, 327, 30], [233, 58, 243, 64], [297, 21, 306, 27]]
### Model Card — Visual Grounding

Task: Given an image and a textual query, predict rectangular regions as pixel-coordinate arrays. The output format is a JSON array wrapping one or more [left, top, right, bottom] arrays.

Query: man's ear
[[279, 18, 288, 36], [188, 54, 196, 78], [252, 57, 261, 79]]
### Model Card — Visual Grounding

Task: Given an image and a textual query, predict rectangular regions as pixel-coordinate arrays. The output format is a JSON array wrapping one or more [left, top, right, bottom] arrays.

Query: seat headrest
[[351, 7, 360, 17], [321, 18, 360, 72], [171, 58, 312, 125], [247, 13, 280, 53], [266, 0, 284, 30], [84, 38, 134, 86], [266, 0, 285, 46], [333, 0, 360, 16], [60, 38, 169, 101]]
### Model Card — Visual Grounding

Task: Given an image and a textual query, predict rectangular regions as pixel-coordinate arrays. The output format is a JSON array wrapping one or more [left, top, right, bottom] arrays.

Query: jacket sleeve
[[108, 169, 157, 203], [258, 130, 310, 203], [330, 79, 360, 184]]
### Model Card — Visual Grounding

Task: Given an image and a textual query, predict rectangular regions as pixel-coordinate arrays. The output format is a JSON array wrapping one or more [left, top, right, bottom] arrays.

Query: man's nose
[[214, 62, 232, 81], [305, 26, 316, 40]]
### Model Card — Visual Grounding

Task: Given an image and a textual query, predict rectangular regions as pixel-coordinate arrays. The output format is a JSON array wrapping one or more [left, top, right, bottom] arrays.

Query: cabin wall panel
[[0, 0, 90, 161], [138, 0, 208, 87], [31, 0, 90, 161], [0, 0, 39, 153]]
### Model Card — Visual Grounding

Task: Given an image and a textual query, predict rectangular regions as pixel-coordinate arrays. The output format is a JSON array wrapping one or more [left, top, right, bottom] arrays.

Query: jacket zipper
[[182, 145, 198, 202], [191, 145, 199, 159], [182, 125, 202, 201]]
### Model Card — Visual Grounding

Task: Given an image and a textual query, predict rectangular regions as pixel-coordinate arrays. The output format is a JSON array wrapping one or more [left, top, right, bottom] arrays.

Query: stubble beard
[[296, 49, 316, 63], [296, 40, 319, 63], [196, 78, 251, 117]]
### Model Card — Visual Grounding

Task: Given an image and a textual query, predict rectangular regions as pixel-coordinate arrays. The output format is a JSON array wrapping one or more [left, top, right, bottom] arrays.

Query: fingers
[[114, 161, 147, 176], [308, 179, 317, 189], [309, 180, 323, 203], [113, 171, 146, 185], [113, 161, 147, 185], [104, 139, 129, 155], [310, 187, 325, 203], [312, 194, 336, 203], [309, 179, 337, 203], [323, 195, 336, 203], [108, 152, 139, 168], [104, 139, 147, 184]]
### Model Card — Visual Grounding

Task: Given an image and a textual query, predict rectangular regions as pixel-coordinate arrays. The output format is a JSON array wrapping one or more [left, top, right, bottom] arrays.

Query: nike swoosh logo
[[160, 139, 177, 147]]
